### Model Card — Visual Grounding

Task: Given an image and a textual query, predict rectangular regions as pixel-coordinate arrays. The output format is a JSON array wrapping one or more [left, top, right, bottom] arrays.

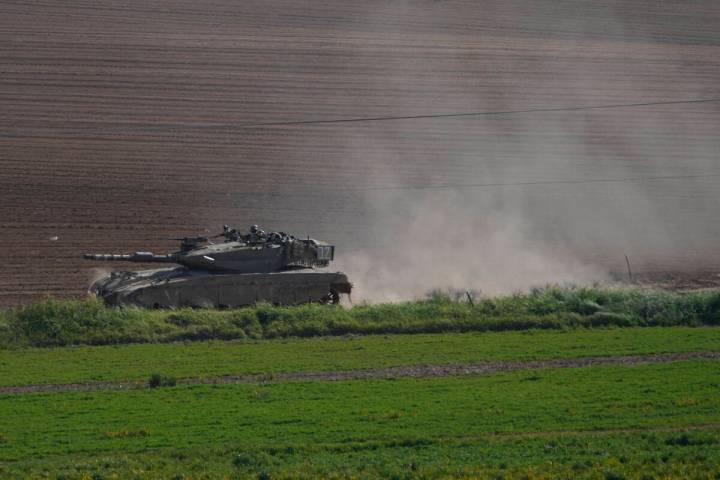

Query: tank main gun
[[83, 252, 174, 263]]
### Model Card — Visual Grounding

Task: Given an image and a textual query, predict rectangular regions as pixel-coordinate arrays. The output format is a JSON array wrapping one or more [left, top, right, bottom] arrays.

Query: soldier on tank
[[248, 224, 266, 244], [222, 224, 242, 242], [266, 231, 287, 244]]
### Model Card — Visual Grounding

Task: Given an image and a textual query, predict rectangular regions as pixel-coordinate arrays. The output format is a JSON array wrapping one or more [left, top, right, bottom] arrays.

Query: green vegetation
[[2, 287, 719, 478], [4, 430, 719, 479], [2, 286, 720, 347], [147, 373, 177, 388], [1, 360, 718, 478], [1, 326, 718, 387]]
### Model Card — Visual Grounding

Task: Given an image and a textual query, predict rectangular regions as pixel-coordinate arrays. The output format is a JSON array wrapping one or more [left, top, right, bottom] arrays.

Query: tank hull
[[90, 267, 351, 308]]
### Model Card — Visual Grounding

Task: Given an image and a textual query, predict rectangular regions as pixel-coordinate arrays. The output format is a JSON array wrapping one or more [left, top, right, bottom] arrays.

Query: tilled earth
[[2, 350, 717, 395], [2, 1, 720, 305], [632, 271, 720, 292]]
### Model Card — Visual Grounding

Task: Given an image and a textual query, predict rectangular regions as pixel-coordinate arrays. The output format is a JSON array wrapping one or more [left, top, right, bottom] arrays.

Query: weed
[[2, 287, 720, 347], [103, 428, 150, 439], [603, 472, 625, 480], [148, 373, 177, 388], [233, 452, 270, 468], [664, 432, 716, 447]]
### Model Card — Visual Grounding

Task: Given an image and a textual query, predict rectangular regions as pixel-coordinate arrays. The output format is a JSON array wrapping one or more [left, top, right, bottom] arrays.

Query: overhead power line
[[346, 172, 720, 193], [150, 172, 718, 195], [204, 97, 720, 130], [1, 97, 719, 138]]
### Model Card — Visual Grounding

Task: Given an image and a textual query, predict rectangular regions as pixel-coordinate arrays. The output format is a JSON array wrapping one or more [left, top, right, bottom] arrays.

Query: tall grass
[[1, 286, 718, 347]]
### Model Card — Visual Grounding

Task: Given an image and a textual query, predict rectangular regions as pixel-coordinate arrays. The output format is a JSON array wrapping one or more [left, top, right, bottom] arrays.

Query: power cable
[[203, 97, 720, 130], [1, 97, 719, 137], [346, 172, 720, 192]]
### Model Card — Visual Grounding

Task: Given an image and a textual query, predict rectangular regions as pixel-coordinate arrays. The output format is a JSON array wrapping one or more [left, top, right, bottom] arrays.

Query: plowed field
[[2, 0, 720, 305]]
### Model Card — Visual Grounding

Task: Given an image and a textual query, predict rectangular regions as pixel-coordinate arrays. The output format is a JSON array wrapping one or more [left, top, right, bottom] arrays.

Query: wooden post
[[624, 254, 634, 282]]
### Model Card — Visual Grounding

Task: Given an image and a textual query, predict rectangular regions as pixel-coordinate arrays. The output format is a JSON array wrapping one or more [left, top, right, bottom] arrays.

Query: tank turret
[[83, 226, 335, 273], [82, 225, 351, 308]]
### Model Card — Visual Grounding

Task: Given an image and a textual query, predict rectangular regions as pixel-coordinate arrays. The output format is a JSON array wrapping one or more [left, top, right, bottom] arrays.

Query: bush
[[701, 293, 720, 325], [587, 312, 637, 327], [664, 432, 716, 447], [0, 313, 12, 347], [10, 297, 110, 346], [148, 373, 177, 388], [1, 286, 718, 348], [233, 452, 271, 468]]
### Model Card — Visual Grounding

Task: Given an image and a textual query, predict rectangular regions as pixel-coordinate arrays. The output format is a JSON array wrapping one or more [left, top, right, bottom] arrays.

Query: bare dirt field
[[1, 0, 720, 305]]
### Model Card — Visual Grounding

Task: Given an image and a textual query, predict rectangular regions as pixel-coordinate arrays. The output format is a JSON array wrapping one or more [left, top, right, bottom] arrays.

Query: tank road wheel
[[320, 289, 340, 305]]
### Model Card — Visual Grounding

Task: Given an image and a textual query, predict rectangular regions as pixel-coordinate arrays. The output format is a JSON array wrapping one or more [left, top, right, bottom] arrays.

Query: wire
[[344, 172, 720, 192], [142, 172, 717, 195], [2, 97, 719, 137], [203, 97, 720, 130]]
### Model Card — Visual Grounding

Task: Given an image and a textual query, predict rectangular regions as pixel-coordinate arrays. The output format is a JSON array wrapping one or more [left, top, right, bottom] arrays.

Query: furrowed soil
[[2, 1, 720, 305]]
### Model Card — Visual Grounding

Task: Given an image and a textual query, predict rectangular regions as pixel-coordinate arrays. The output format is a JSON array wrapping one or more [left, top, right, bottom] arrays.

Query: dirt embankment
[[2, 351, 717, 395]]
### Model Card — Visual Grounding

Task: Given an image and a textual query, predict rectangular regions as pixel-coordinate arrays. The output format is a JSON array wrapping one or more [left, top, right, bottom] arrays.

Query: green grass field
[[0, 318, 720, 479], [1, 361, 719, 478], [1, 292, 720, 478], [0, 326, 718, 387]]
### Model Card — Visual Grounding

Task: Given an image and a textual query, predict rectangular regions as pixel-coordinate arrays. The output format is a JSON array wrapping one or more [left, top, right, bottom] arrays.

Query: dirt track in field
[[2, 1, 720, 305], [2, 351, 717, 395]]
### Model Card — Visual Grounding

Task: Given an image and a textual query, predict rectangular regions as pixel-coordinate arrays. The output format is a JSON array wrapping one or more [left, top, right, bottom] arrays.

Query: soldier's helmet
[[250, 225, 259, 233]]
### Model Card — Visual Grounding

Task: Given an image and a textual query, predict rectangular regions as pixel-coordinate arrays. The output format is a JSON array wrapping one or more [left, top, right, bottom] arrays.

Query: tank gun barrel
[[83, 252, 174, 263]]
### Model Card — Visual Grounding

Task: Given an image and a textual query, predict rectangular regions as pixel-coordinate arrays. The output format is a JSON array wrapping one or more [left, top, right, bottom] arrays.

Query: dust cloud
[[330, 1, 720, 303], [87, 268, 110, 290], [336, 189, 608, 303]]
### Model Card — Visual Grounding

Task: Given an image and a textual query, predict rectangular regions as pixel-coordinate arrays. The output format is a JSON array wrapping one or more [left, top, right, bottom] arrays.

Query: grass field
[[0, 326, 719, 387], [1, 360, 719, 478], [1, 308, 720, 479]]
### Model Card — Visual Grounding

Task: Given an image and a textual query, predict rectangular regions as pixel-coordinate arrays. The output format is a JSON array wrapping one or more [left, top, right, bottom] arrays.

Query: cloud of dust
[[331, 1, 720, 302], [87, 268, 110, 290], [336, 189, 607, 303]]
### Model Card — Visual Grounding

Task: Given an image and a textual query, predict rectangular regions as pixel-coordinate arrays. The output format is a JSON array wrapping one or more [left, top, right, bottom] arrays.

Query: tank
[[83, 225, 352, 308]]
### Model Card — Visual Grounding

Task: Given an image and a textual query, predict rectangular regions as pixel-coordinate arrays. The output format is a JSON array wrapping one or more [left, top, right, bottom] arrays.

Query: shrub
[[1, 286, 718, 347], [587, 312, 636, 327], [664, 432, 716, 447], [103, 428, 150, 439], [233, 452, 270, 468], [148, 373, 177, 388], [701, 293, 720, 325]]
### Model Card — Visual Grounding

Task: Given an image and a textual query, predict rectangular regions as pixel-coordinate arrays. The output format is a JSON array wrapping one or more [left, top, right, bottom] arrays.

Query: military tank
[[83, 225, 352, 308]]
